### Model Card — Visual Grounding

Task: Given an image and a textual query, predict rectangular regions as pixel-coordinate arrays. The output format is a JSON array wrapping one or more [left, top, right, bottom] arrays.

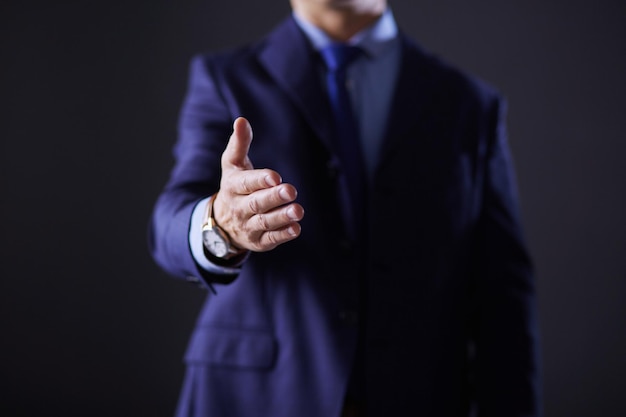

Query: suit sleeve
[[473, 97, 542, 417], [148, 54, 240, 287]]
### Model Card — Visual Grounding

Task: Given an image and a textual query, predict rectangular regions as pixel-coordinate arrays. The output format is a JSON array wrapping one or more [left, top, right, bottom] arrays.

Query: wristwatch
[[201, 193, 243, 259]]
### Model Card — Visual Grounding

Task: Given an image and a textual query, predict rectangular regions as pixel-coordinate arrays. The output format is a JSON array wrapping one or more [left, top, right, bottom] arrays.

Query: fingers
[[256, 222, 302, 251], [226, 169, 283, 196], [222, 117, 254, 171], [248, 201, 304, 232], [214, 181, 304, 252], [247, 204, 304, 251], [217, 182, 302, 239], [246, 182, 298, 214]]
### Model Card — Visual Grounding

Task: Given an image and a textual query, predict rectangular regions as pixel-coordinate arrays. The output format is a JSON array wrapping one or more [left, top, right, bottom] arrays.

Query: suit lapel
[[257, 23, 442, 184], [257, 17, 337, 154], [377, 34, 439, 174]]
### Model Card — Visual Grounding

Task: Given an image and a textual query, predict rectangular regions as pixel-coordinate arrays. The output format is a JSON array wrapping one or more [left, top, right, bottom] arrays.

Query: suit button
[[338, 310, 359, 325]]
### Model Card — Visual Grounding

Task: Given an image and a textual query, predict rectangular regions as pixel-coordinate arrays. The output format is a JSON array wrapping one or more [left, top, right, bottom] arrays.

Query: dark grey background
[[1, 1, 624, 416]]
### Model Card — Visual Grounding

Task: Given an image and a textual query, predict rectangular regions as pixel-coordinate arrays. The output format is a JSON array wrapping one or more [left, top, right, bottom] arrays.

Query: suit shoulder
[[402, 34, 503, 107]]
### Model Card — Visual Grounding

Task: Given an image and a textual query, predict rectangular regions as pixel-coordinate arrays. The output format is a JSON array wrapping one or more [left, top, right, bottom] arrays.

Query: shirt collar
[[292, 7, 398, 59]]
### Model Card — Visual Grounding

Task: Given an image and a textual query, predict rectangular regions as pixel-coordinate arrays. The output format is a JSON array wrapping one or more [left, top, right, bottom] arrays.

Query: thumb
[[222, 117, 254, 170]]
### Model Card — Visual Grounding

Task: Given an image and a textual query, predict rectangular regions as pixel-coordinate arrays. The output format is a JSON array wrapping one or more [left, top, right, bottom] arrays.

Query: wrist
[[201, 193, 248, 262]]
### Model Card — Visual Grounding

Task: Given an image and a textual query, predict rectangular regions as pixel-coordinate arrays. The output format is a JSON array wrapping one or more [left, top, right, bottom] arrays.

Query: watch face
[[202, 229, 229, 258]]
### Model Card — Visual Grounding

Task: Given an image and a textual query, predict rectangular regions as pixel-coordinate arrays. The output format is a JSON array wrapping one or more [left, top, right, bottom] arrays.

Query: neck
[[290, 0, 387, 42]]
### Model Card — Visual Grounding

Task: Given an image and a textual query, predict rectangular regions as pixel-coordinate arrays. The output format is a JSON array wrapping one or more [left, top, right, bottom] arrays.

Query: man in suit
[[149, 0, 542, 416]]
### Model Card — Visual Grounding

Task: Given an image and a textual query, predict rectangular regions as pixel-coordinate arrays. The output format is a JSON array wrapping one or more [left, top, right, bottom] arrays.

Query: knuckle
[[248, 235, 266, 252], [239, 175, 251, 193], [266, 232, 279, 246], [248, 196, 260, 214], [229, 204, 244, 222], [256, 214, 270, 231]]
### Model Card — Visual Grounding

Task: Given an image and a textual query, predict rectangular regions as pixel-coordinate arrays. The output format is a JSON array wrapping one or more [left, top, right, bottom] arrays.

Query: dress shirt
[[190, 8, 401, 274]]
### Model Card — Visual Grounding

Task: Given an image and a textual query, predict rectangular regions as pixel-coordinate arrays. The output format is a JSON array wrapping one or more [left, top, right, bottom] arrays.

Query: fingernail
[[287, 206, 298, 220], [265, 175, 278, 187], [279, 186, 291, 200], [287, 225, 297, 236]]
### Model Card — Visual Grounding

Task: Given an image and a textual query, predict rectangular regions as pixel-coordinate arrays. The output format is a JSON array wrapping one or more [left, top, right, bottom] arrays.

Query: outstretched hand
[[212, 117, 304, 252]]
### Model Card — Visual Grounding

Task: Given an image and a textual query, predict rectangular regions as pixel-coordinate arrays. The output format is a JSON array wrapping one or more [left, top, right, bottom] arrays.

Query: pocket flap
[[184, 326, 276, 369]]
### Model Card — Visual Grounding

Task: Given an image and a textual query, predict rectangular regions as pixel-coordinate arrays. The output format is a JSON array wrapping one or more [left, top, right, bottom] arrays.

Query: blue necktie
[[320, 44, 367, 239]]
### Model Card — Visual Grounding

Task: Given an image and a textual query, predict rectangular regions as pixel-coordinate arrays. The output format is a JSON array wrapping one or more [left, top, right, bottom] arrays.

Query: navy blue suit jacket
[[149, 16, 541, 417]]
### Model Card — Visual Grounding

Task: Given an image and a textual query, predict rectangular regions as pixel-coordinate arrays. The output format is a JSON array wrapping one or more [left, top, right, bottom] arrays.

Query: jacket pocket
[[184, 326, 276, 369]]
